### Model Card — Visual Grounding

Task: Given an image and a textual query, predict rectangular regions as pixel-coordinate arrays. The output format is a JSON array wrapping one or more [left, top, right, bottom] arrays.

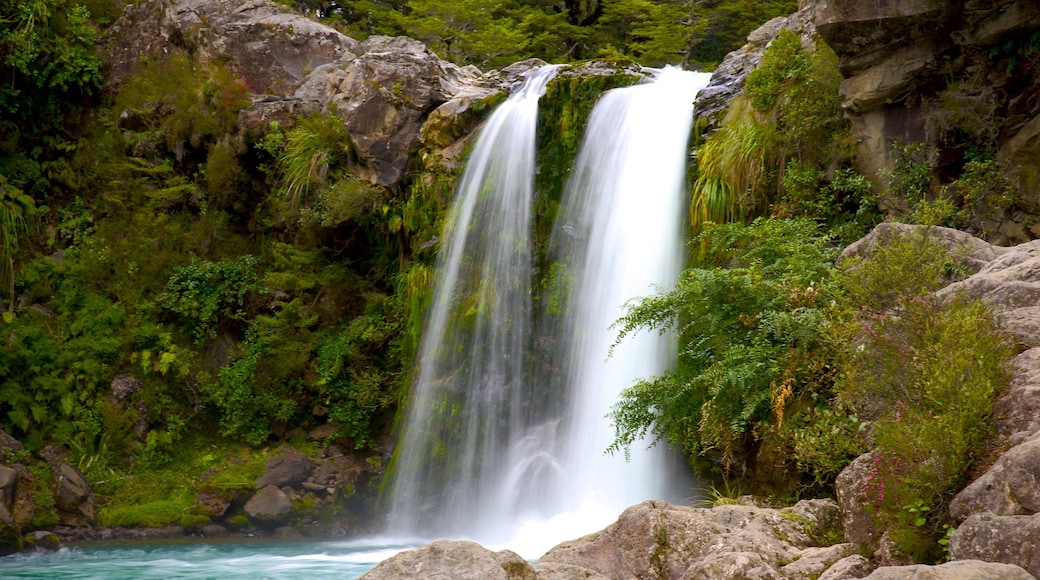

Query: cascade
[[386, 65, 712, 555]]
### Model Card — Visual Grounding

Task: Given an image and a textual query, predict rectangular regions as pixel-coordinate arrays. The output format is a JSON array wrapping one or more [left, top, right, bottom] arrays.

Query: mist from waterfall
[[386, 65, 712, 557]]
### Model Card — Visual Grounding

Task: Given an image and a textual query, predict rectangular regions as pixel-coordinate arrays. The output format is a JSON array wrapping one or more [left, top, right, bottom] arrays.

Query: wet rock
[[244, 484, 292, 524], [255, 448, 313, 489], [360, 540, 535, 580], [949, 512, 1040, 577], [23, 530, 60, 552], [861, 559, 1036, 579], [201, 523, 230, 538], [0, 501, 20, 556]]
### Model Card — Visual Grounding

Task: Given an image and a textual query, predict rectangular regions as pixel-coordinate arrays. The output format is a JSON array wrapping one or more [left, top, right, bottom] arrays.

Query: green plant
[[835, 236, 1012, 561], [608, 218, 837, 469], [158, 255, 266, 343], [279, 112, 352, 209]]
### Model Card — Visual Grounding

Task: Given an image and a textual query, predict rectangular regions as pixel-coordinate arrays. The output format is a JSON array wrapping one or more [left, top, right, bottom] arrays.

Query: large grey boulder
[[255, 447, 313, 489], [360, 540, 536, 580], [818, 554, 875, 580], [949, 512, 1040, 578], [51, 463, 95, 527], [243, 484, 292, 525], [950, 432, 1040, 520], [839, 223, 1006, 275], [861, 559, 1036, 579], [102, 0, 359, 94], [538, 499, 842, 580]]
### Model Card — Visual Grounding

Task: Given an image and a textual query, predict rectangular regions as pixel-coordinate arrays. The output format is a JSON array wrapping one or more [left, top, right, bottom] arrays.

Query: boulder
[[949, 512, 1040, 577], [11, 464, 36, 526], [993, 348, 1040, 442], [23, 529, 60, 552], [194, 487, 234, 519], [0, 465, 17, 510], [539, 499, 842, 579], [818, 554, 875, 580], [835, 453, 883, 552], [359, 540, 535, 580], [51, 463, 95, 526], [861, 559, 1036, 579], [530, 562, 609, 580], [780, 543, 858, 580], [243, 484, 292, 524], [255, 448, 313, 489]]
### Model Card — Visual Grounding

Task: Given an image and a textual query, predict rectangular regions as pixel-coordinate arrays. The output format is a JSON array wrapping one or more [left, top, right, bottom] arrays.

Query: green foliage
[[785, 404, 868, 489], [158, 255, 266, 344], [278, 112, 353, 209], [26, 463, 60, 529], [691, 30, 853, 235], [609, 218, 837, 468], [315, 302, 401, 449], [834, 232, 1012, 562], [0, 175, 38, 310], [837, 227, 966, 314]]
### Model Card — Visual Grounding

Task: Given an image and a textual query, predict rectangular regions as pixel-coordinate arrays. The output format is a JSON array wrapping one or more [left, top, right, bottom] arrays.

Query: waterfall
[[547, 67, 712, 519], [386, 65, 712, 556], [386, 65, 560, 540]]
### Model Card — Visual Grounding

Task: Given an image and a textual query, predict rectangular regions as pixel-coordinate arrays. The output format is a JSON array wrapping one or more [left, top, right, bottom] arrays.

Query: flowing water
[[386, 66, 713, 557], [386, 65, 561, 541], [0, 539, 411, 579]]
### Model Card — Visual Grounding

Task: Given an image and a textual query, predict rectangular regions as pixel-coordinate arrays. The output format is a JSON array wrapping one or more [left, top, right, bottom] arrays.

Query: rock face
[[812, 0, 1040, 197], [101, 0, 505, 189], [949, 513, 1040, 578]]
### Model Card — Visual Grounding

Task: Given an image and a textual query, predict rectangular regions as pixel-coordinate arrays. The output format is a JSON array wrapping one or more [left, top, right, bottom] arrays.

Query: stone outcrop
[[833, 224, 1040, 576], [365, 499, 870, 580], [255, 447, 313, 488], [100, 0, 509, 189], [812, 0, 1040, 199]]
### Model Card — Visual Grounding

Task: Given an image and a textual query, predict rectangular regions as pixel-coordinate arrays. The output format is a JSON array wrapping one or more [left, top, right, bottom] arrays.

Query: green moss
[[100, 499, 194, 528], [26, 464, 59, 530]]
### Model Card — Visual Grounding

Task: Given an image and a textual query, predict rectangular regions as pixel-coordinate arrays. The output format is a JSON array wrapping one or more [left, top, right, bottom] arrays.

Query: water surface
[[0, 538, 409, 579]]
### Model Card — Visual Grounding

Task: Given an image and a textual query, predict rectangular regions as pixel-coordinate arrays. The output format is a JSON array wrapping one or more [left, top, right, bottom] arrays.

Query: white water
[[386, 65, 561, 541], [386, 66, 712, 559], [547, 67, 713, 521]]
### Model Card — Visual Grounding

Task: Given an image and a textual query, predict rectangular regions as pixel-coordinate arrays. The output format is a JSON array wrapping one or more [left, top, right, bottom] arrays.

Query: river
[[0, 538, 409, 579]]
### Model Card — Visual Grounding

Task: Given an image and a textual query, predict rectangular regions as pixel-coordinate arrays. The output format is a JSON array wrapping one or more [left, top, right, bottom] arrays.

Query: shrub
[[834, 231, 1012, 562], [158, 255, 266, 343], [609, 218, 837, 469]]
